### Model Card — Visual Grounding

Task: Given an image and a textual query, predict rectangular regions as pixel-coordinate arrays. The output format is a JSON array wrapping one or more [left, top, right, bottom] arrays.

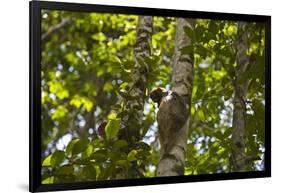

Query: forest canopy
[[41, 10, 265, 184]]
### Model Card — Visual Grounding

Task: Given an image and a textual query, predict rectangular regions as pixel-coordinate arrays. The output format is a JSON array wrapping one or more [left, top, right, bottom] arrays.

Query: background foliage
[[41, 10, 265, 183]]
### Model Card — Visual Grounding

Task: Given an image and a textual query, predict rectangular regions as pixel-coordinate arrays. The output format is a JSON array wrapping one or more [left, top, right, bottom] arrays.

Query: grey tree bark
[[231, 22, 259, 172], [156, 18, 195, 176]]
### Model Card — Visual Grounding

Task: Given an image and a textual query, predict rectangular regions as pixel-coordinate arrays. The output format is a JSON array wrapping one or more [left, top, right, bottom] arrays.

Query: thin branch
[[42, 18, 71, 42]]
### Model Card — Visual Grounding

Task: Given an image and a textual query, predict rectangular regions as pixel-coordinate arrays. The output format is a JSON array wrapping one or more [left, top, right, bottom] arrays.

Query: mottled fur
[[150, 88, 188, 157]]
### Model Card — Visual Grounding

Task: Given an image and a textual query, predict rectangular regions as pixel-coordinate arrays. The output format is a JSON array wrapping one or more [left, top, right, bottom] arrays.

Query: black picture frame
[[29, 1, 271, 192]]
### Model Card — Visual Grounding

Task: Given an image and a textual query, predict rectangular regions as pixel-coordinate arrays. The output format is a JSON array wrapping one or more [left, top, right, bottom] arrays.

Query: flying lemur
[[150, 87, 188, 158]]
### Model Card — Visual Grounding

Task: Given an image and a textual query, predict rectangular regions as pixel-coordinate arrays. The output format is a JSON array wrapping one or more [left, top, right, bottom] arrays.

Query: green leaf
[[107, 112, 117, 120], [51, 105, 68, 120], [105, 119, 120, 140], [108, 151, 122, 161], [57, 165, 74, 175], [227, 25, 237, 36], [119, 82, 129, 90], [197, 109, 205, 120], [135, 142, 151, 151], [48, 81, 69, 99], [209, 39, 216, 47], [82, 165, 96, 179], [51, 150, 65, 167], [181, 45, 194, 55], [221, 77, 231, 88], [195, 45, 207, 59], [66, 139, 79, 156], [70, 95, 93, 112], [90, 152, 107, 162], [214, 131, 224, 140], [42, 176, 54, 184], [42, 155, 52, 167], [103, 82, 114, 92], [81, 144, 93, 159], [252, 99, 264, 118], [208, 20, 219, 33], [91, 32, 106, 41], [127, 150, 138, 162], [83, 100, 94, 112], [72, 139, 89, 155], [112, 54, 122, 62], [184, 26, 194, 40], [218, 147, 226, 155], [116, 160, 128, 166], [113, 140, 128, 149], [70, 95, 82, 108]]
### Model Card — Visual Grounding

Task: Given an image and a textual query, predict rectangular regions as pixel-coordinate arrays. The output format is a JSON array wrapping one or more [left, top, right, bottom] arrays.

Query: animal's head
[[149, 87, 168, 107]]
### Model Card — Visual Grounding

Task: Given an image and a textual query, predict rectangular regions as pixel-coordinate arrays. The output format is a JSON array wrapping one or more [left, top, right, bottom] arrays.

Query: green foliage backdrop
[[41, 10, 265, 183]]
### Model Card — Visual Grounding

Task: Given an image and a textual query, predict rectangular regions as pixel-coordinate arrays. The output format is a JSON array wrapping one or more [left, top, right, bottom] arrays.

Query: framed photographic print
[[29, 0, 271, 192]]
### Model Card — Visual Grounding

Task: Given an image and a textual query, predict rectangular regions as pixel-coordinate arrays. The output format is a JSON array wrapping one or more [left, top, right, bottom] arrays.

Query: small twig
[[42, 18, 71, 42]]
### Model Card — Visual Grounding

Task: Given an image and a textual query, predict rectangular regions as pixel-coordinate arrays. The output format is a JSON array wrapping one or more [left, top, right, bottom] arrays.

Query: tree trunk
[[117, 16, 153, 179], [231, 22, 258, 172], [122, 16, 153, 141], [156, 18, 195, 176]]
